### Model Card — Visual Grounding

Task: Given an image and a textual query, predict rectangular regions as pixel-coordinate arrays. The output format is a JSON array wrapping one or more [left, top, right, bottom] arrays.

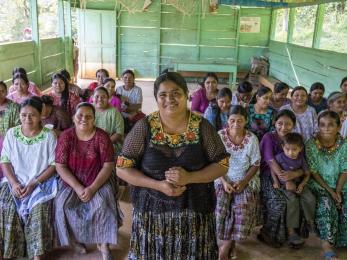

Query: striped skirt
[[129, 210, 218, 260], [215, 181, 259, 241], [54, 180, 120, 246], [0, 184, 53, 258]]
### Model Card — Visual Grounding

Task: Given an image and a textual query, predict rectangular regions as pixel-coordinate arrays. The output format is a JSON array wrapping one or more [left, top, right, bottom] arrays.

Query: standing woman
[[308, 82, 328, 114], [7, 73, 36, 104], [0, 81, 20, 179], [48, 73, 80, 117], [216, 105, 261, 259], [116, 72, 229, 259], [191, 72, 219, 114], [0, 98, 57, 260], [247, 86, 275, 141], [306, 110, 347, 260], [280, 86, 318, 141], [270, 82, 290, 111], [93, 87, 124, 156], [54, 103, 120, 260], [258, 109, 304, 247], [204, 87, 233, 130]]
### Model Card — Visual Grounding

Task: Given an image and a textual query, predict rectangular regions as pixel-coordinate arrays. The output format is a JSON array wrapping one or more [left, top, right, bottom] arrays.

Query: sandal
[[288, 234, 304, 249], [324, 251, 339, 260]]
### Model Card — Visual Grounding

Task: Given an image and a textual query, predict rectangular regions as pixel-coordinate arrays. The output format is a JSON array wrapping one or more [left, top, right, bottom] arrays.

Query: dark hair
[[203, 72, 218, 84], [318, 110, 341, 126], [340, 77, 347, 87], [274, 82, 289, 94], [250, 86, 272, 104], [237, 81, 253, 93], [282, 132, 304, 147], [310, 82, 325, 93], [102, 77, 115, 85], [94, 86, 109, 98], [121, 69, 135, 78], [0, 81, 7, 90], [274, 109, 296, 125], [40, 95, 54, 106], [327, 91, 344, 105], [12, 73, 29, 85], [212, 88, 233, 130], [80, 88, 93, 102], [154, 72, 188, 99], [291, 86, 308, 97], [76, 102, 95, 117], [51, 73, 69, 112], [12, 67, 27, 76], [21, 97, 43, 114], [96, 69, 109, 78], [229, 105, 248, 121], [59, 69, 71, 81]]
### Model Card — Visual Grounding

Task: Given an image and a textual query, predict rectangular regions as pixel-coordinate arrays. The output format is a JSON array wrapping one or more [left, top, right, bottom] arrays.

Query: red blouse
[[56, 127, 114, 187]]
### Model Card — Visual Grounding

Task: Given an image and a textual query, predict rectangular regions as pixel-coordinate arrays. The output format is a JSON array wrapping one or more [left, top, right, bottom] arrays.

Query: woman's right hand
[[328, 189, 342, 207], [222, 181, 235, 194], [159, 180, 186, 197], [11, 182, 24, 198]]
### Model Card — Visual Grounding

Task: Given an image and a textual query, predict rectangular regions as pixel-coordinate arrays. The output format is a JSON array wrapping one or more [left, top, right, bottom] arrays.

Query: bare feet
[[322, 241, 339, 260], [218, 239, 233, 260], [99, 243, 113, 260], [73, 242, 87, 254]]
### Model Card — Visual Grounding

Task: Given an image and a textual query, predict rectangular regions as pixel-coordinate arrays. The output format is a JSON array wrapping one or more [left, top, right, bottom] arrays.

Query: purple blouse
[[191, 88, 210, 114], [260, 131, 283, 174]]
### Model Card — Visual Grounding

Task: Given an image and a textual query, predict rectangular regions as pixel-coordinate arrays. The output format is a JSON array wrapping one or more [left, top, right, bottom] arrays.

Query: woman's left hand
[[278, 169, 303, 182], [80, 186, 96, 202], [233, 179, 248, 193], [165, 167, 190, 186], [20, 181, 38, 198]]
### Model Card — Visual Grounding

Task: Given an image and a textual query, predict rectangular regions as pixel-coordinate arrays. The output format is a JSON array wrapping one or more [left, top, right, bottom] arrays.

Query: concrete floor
[[46, 79, 347, 260]]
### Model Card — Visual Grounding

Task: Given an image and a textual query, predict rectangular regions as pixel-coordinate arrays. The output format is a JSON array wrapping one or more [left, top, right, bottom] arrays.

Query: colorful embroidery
[[220, 129, 251, 151], [218, 157, 229, 168], [13, 125, 49, 145], [148, 111, 201, 148], [116, 155, 135, 168], [313, 134, 344, 157]]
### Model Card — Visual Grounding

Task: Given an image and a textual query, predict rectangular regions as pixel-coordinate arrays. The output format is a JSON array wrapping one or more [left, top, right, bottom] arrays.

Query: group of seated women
[[0, 67, 346, 260]]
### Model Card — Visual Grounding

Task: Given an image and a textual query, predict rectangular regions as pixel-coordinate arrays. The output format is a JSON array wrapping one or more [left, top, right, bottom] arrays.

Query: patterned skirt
[[0, 184, 53, 258], [311, 187, 347, 247], [215, 181, 259, 241], [129, 210, 218, 260], [258, 172, 287, 245], [54, 180, 121, 246]]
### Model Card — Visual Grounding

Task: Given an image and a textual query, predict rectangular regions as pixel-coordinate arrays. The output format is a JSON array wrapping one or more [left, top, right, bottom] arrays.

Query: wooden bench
[[173, 60, 238, 87]]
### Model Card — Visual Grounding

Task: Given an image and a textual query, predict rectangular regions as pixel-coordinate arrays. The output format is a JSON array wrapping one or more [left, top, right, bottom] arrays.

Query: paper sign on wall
[[240, 17, 261, 33]]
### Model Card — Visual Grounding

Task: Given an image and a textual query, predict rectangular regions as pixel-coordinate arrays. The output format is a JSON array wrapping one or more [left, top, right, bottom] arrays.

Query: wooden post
[[197, 1, 201, 61], [157, 1, 162, 75], [29, 0, 43, 87], [287, 8, 295, 43], [269, 8, 276, 41], [312, 4, 325, 49], [63, 0, 74, 75]]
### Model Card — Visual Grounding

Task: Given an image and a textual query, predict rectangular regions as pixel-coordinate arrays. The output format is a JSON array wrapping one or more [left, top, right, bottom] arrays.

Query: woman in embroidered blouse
[[247, 86, 275, 141], [116, 72, 229, 259], [306, 110, 347, 260], [0, 81, 20, 179], [231, 81, 253, 107], [59, 69, 81, 97], [93, 87, 124, 155], [258, 109, 305, 247], [8, 67, 41, 96], [7, 73, 36, 104], [216, 105, 260, 259], [191, 72, 219, 114], [48, 73, 80, 117], [0, 98, 57, 260], [204, 87, 232, 130], [280, 86, 318, 142], [40, 95, 72, 137], [270, 82, 290, 111], [54, 102, 120, 260]]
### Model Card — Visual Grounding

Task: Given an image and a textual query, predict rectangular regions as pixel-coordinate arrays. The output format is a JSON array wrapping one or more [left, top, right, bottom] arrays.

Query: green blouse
[[306, 135, 347, 192]]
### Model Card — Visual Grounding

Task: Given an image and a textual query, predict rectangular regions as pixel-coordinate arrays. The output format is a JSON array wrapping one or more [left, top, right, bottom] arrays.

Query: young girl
[[204, 87, 232, 130], [270, 82, 290, 111], [231, 81, 253, 107], [247, 86, 275, 141], [216, 105, 261, 260], [7, 73, 36, 104], [308, 82, 328, 114], [102, 77, 122, 112], [306, 110, 347, 260]]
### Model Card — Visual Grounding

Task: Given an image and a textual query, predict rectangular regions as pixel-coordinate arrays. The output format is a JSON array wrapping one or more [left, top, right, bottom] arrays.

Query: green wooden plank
[[41, 38, 63, 57], [200, 31, 237, 46], [287, 8, 295, 43], [0, 42, 35, 61], [120, 28, 158, 44], [64, 0, 74, 75], [161, 30, 197, 44], [0, 55, 35, 81], [238, 46, 268, 70], [312, 4, 325, 49]]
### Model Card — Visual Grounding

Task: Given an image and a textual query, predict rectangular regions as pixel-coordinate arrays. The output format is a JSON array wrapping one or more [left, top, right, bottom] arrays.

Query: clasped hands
[[75, 185, 97, 203], [162, 167, 189, 197], [222, 179, 248, 194], [11, 180, 37, 199]]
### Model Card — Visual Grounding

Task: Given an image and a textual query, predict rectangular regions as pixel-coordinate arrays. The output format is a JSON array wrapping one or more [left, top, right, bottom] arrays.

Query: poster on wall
[[240, 17, 261, 33]]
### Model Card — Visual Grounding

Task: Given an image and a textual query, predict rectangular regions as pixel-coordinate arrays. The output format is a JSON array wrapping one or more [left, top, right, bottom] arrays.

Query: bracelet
[[33, 177, 42, 185]]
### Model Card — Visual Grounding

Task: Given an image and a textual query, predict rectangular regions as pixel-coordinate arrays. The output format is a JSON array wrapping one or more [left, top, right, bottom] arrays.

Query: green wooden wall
[[269, 40, 347, 93], [77, 2, 271, 79]]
